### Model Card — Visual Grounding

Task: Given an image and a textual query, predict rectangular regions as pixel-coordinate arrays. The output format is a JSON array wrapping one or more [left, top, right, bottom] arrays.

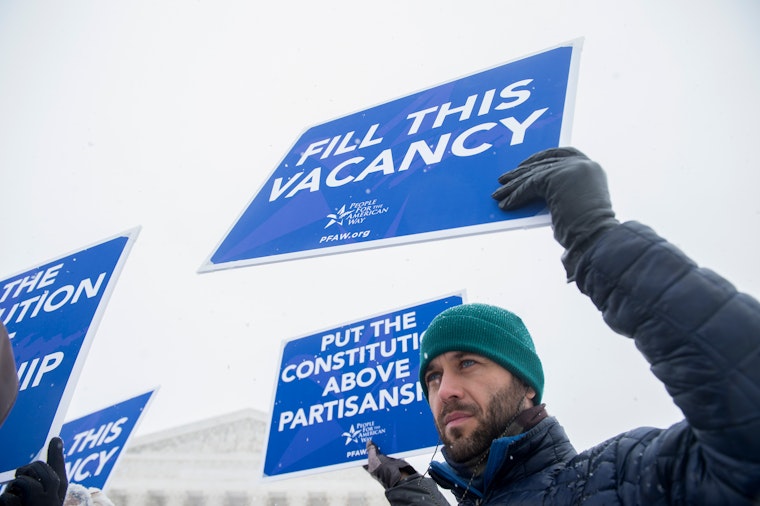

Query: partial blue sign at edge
[[0, 228, 139, 483], [262, 292, 465, 481], [60, 389, 157, 491], [201, 39, 582, 272]]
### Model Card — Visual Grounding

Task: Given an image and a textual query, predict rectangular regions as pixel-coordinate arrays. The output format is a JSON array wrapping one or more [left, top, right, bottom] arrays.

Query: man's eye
[[425, 372, 442, 384], [460, 359, 476, 369]]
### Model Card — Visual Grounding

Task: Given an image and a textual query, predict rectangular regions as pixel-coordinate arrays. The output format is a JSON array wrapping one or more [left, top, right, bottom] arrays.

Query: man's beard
[[436, 383, 527, 465]]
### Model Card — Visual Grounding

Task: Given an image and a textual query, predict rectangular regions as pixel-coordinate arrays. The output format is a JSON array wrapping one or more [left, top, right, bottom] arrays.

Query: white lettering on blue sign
[[65, 447, 119, 482], [280, 331, 420, 382], [268, 78, 546, 203], [16, 352, 64, 391], [0, 266, 107, 327], [268, 107, 546, 202], [67, 418, 127, 454], [321, 358, 410, 395], [64, 417, 128, 482], [296, 124, 385, 167], [277, 382, 424, 432], [276, 309, 425, 432]]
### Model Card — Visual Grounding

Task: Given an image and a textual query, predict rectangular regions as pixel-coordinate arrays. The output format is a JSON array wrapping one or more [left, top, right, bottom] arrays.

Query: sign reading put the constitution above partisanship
[[262, 293, 464, 481], [200, 40, 582, 272], [61, 389, 157, 491], [0, 229, 139, 483]]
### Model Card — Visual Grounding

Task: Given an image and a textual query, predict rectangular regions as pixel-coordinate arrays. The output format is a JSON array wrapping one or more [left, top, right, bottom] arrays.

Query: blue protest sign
[[201, 40, 581, 272], [0, 229, 138, 483], [262, 293, 464, 480], [60, 389, 156, 490]]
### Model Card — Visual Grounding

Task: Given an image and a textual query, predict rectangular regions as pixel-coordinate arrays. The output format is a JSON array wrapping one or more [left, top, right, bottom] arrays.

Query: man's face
[[424, 351, 535, 464]]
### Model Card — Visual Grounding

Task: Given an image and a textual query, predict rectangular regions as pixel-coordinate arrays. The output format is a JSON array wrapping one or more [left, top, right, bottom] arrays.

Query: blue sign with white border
[[0, 229, 138, 483], [201, 40, 581, 272], [60, 389, 156, 490], [262, 293, 464, 480]]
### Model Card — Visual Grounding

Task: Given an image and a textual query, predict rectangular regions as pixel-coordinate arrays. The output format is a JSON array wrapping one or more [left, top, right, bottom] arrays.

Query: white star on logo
[[341, 424, 361, 445], [325, 205, 353, 228]]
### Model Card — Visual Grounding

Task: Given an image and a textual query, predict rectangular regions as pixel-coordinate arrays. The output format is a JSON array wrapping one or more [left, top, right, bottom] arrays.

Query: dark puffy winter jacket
[[385, 222, 760, 505]]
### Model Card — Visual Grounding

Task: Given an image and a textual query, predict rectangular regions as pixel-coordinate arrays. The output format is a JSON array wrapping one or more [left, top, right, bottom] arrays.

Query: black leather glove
[[3, 438, 68, 506], [363, 440, 418, 489], [492, 147, 619, 281]]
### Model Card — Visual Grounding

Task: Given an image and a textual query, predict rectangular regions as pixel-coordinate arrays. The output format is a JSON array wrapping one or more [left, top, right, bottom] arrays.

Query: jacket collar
[[429, 413, 558, 501], [430, 432, 526, 500]]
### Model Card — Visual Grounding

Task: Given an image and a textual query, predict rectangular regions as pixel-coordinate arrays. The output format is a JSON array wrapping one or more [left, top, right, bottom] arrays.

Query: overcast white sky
[[1, 0, 759, 473]]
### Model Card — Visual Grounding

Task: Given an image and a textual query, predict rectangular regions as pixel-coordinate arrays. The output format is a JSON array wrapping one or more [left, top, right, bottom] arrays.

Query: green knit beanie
[[419, 303, 544, 404]]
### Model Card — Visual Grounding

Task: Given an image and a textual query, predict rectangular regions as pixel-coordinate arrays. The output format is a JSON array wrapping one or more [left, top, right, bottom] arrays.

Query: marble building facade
[[105, 409, 391, 506]]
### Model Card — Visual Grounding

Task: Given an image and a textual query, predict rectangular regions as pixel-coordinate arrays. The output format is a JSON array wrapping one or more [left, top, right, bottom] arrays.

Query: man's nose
[[437, 371, 464, 402]]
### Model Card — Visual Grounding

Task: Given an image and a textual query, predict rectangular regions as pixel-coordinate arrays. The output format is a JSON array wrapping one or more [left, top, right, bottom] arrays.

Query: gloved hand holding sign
[[363, 440, 418, 490], [492, 147, 620, 281]]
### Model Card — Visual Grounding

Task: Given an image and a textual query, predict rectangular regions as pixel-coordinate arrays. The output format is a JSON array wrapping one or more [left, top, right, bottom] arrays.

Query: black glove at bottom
[[0, 438, 68, 506], [363, 440, 418, 490]]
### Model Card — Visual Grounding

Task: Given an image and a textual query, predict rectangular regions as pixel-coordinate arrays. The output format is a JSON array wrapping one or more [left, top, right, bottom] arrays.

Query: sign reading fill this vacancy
[[201, 40, 582, 271]]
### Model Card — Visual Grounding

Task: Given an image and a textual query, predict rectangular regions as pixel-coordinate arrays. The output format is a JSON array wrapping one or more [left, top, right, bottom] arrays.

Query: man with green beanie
[[418, 303, 545, 464], [364, 147, 760, 505]]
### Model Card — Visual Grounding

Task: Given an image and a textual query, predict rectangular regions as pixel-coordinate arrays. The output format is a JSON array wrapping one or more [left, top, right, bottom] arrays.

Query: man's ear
[[525, 386, 537, 402]]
